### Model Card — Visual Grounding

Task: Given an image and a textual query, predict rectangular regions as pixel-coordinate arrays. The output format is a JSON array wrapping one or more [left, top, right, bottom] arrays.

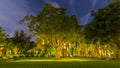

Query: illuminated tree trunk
[[6, 49, 11, 57], [50, 35, 67, 60], [55, 51, 61, 60], [0, 48, 2, 57], [54, 45, 64, 60], [13, 47, 19, 56]]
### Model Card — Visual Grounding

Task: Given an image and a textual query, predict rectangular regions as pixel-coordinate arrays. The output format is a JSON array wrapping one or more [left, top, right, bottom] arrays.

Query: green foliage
[[27, 3, 80, 36], [84, 1, 120, 47], [12, 30, 36, 54], [19, 3, 80, 59], [0, 27, 6, 43]]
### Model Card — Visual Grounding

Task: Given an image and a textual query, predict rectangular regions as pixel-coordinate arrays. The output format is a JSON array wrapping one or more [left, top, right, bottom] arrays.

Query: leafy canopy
[[84, 0, 120, 47]]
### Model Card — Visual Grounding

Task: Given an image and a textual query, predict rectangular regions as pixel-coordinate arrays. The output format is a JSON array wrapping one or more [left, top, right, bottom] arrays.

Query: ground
[[0, 57, 120, 68]]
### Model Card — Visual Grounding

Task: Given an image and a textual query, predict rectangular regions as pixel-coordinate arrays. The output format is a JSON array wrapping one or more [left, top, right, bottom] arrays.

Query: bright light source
[[42, 39, 45, 45], [64, 46, 66, 49]]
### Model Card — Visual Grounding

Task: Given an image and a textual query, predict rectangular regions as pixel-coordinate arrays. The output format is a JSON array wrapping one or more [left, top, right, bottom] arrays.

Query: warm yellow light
[[42, 39, 45, 45], [13, 58, 102, 62]]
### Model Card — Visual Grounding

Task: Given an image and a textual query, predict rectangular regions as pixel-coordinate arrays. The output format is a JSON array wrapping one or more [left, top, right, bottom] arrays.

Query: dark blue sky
[[0, 0, 108, 36]]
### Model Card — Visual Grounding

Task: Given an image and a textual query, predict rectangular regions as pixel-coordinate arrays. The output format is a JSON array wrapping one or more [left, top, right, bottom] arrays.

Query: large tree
[[19, 3, 80, 59], [84, 0, 120, 49]]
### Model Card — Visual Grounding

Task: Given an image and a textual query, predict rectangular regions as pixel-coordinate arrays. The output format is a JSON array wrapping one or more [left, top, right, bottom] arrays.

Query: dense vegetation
[[0, 0, 120, 60]]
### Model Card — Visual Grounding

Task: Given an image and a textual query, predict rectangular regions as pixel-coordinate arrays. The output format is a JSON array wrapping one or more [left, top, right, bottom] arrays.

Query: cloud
[[0, 0, 32, 36], [49, 2, 60, 8], [91, 0, 97, 8], [80, 12, 91, 25], [44, 0, 60, 8], [69, 0, 74, 6]]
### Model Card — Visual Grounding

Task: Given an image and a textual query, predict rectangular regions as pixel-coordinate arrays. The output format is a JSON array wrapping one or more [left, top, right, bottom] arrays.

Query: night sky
[[0, 0, 108, 36]]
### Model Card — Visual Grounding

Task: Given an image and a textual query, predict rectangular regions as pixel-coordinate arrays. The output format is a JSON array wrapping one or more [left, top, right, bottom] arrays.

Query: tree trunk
[[0, 49, 2, 57], [55, 51, 61, 60]]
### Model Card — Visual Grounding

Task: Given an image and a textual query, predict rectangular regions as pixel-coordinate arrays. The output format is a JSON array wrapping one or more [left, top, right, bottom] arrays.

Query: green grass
[[0, 57, 120, 68]]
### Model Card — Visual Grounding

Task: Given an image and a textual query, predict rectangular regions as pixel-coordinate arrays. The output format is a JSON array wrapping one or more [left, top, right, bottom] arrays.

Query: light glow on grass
[[13, 58, 102, 62]]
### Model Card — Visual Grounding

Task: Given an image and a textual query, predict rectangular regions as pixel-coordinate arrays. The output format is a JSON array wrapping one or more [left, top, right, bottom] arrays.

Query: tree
[[19, 3, 80, 59], [0, 27, 6, 57], [84, 0, 120, 49], [12, 30, 36, 56], [0, 27, 6, 44]]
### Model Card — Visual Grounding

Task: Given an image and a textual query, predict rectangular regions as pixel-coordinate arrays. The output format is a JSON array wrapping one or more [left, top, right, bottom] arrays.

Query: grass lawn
[[0, 57, 120, 68]]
